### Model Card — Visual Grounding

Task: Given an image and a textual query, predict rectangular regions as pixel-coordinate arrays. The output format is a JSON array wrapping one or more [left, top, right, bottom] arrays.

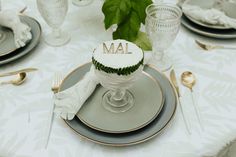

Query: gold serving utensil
[[0, 68, 38, 77], [181, 71, 204, 131], [0, 72, 27, 86], [195, 40, 236, 51], [170, 69, 191, 134]]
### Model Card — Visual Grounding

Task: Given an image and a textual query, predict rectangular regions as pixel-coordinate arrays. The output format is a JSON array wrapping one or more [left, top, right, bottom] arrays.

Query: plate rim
[[185, 14, 231, 30], [181, 14, 236, 39], [76, 71, 165, 134], [0, 15, 41, 65], [60, 62, 177, 146]]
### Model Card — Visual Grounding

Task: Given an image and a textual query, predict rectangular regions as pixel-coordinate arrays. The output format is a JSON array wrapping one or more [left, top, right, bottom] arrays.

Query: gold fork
[[195, 40, 236, 51], [51, 74, 62, 93], [45, 73, 63, 148]]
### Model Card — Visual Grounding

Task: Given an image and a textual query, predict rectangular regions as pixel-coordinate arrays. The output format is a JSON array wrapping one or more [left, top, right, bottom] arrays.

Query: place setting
[[0, 9, 41, 65], [180, 0, 236, 39], [41, 2, 194, 147], [42, 1, 206, 147], [1, 0, 236, 157], [46, 40, 176, 146]]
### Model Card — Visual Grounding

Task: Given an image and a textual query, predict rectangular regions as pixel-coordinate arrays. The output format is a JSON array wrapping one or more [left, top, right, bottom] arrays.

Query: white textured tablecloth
[[1, 0, 236, 157]]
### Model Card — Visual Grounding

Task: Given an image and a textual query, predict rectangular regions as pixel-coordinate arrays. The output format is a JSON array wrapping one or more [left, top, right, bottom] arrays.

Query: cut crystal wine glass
[[145, 3, 182, 71], [37, 0, 70, 46]]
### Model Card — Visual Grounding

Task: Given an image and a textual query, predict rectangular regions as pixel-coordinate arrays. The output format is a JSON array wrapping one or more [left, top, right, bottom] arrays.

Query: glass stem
[[52, 28, 61, 38], [111, 89, 126, 102]]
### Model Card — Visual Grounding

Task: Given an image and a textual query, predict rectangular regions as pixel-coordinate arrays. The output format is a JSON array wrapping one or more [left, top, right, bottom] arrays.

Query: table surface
[[1, 0, 236, 157]]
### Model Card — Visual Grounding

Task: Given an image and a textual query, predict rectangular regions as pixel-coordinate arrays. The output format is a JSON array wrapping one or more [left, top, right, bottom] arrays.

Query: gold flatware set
[[170, 69, 204, 134], [170, 70, 191, 134]]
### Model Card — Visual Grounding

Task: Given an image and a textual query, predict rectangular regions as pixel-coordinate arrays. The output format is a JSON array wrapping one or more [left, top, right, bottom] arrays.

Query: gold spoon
[[181, 71, 196, 92], [0, 72, 27, 86], [181, 71, 204, 131]]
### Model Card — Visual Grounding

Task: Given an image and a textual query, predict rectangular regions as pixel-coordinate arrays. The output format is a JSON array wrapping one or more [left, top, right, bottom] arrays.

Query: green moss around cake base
[[92, 57, 144, 76]]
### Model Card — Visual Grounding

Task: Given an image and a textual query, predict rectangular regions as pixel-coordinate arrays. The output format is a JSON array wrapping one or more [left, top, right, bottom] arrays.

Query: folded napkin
[[0, 9, 32, 48], [182, 3, 236, 29], [54, 66, 99, 120]]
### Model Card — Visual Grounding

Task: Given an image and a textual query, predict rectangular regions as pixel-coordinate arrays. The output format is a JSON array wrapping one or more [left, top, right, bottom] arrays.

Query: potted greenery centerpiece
[[102, 0, 153, 51]]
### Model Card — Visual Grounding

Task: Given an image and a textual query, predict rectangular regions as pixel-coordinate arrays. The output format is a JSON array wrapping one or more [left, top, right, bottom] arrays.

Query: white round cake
[[92, 39, 144, 75]]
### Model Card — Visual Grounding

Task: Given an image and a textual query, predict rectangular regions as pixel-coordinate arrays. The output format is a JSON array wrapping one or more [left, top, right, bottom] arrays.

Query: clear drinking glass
[[72, 0, 94, 6], [37, 0, 70, 47], [145, 3, 182, 71]]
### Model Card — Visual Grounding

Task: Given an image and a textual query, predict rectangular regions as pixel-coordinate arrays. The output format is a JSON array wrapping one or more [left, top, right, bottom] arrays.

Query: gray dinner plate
[[60, 63, 177, 146], [185, 14, 230, 30], [181, 14, 236, 39], [0, 27, 18, 57], [77, 71, 164, 134], [0, 16, 41, 65]]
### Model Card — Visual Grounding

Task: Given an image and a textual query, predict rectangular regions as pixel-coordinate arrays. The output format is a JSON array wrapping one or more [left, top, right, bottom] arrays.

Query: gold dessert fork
[[45, 73, 63, 149], [195, 40, 236, 51]]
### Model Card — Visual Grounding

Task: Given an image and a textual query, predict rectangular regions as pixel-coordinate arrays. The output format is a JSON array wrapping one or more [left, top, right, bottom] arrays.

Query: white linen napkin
[[182, 3, 236, 29], [54, 66, 99, 120], [0, 9, 32, 48]]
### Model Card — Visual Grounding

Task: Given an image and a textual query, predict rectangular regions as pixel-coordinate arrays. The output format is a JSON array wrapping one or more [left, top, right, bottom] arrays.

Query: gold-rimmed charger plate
[[60, 63, 177, 146], [77, 71, 164, 134]]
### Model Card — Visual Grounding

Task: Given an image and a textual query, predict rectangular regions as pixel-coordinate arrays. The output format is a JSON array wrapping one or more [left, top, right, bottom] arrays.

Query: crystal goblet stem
[[103, 88, 134, 113], [111, 88, 126, 102]]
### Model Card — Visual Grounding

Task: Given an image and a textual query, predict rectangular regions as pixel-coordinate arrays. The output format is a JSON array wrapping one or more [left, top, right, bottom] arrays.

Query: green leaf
[[134, 31, 152, 51], [102, 0, 132, 30], [131, 0, 153, 24], [113, 11, 140, 41]]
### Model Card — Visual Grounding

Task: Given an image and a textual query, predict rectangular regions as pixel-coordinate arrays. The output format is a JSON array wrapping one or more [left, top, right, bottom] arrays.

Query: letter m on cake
[[103, 43, 115, 54], [103, 42, 128, 54]]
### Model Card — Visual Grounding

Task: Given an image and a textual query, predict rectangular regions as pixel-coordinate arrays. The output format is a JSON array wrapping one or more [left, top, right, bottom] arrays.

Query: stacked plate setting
[[0, 16, 41, 65], [181, 0, 236, 39], [59, 62, 177, 146]]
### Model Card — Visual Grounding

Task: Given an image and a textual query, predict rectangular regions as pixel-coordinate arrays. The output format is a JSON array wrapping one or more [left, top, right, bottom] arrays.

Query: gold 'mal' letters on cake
[[103, 42, 129, 54]]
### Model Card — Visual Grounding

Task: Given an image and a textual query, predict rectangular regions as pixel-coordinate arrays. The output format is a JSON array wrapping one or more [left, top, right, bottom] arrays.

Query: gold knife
[[0, 68, 38, 77], [170, 69, 191, 134]]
